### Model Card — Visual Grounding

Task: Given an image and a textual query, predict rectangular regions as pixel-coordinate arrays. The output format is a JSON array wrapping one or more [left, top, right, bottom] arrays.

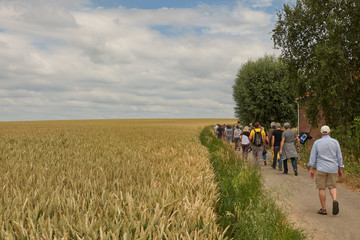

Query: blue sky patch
[[32, 38, 67, 50], [151, 25, 210, 37]]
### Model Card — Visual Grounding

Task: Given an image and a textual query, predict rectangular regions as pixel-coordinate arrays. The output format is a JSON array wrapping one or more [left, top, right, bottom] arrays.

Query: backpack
[[299, 133, 307, 144], [253, 130, 263, 147]]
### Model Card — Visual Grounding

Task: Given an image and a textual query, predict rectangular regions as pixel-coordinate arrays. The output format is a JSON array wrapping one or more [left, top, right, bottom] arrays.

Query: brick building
[[297, 98, 326, 140]]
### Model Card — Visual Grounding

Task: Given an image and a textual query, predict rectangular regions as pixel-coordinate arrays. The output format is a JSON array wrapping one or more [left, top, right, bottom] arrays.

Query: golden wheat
[[0, 119, 234, 239]]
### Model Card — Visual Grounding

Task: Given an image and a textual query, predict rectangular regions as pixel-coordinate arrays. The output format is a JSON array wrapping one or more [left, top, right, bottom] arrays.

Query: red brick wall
[[298, 100, 326, 140]]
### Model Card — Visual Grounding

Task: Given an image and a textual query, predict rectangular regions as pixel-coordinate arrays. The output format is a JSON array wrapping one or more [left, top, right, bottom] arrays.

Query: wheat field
[[0, 119, 234, 239]]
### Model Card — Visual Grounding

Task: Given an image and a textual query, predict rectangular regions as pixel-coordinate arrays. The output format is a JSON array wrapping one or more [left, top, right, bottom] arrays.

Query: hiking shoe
[[294, 170, 298, 176], [317, 208, 327, 215], [271, 165, 276, 169], [283, 172, 288, 175], [279, 168, 282, 171], [333, 200, 339, 215], [264, 161, 267, 166]]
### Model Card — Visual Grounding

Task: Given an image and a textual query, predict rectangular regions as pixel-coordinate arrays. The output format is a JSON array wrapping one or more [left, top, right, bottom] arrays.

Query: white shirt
[[241, 133, 250, 145], [234, 129, 242, 138]]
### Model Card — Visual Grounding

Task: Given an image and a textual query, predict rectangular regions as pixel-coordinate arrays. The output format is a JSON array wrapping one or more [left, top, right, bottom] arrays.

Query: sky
[[0, 0, 292, 121]]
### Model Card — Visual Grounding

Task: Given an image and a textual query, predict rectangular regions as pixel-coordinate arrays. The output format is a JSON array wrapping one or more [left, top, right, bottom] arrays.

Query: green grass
[[200, 126, 305, 240]]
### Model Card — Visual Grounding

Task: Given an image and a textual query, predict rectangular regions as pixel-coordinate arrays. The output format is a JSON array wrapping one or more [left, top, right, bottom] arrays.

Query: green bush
[[200, 127, 305, 240], [328, 118, 360, 176], [298, 118, 360, 178]]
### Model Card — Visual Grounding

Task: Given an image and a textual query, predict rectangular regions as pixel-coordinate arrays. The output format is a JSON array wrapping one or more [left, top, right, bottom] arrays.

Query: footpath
[[260, 155, 360, 240]]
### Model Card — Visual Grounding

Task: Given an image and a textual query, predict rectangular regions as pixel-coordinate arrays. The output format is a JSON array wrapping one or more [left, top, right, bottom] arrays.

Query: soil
[[260, 155, 360, 240]]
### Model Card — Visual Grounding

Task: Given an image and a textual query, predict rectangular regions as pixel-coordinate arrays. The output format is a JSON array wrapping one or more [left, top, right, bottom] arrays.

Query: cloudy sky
[[0, 0, 292, 121]]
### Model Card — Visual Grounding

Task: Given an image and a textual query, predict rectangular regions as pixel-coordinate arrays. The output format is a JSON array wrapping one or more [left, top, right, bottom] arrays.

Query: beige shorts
[[315, 171, 338, 189]]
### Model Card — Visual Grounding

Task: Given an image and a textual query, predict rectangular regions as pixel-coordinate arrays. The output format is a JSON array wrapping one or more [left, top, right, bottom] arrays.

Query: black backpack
[[253, 130, 263, 147]]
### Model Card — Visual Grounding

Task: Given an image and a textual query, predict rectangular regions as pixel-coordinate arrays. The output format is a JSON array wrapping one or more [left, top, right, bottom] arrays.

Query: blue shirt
[[308, 135, 344, 173], [226, 128, 233, 137]]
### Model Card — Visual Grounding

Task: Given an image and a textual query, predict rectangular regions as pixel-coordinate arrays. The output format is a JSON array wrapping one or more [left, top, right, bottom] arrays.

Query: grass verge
[[200, 126, 305, 240]]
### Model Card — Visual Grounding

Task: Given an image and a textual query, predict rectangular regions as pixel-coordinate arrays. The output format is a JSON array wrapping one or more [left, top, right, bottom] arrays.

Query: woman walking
[[241, 126, 251, 158]]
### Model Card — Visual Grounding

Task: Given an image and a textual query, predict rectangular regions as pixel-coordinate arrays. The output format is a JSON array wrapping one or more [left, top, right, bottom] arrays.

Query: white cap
[[320, 125, 330, 134]]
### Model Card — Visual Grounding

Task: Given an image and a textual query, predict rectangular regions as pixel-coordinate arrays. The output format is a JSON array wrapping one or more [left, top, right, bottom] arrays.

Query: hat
[[320, 125, 330, 134]]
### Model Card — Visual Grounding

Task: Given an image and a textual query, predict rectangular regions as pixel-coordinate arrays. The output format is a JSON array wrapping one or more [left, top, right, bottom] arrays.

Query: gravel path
[[260, 155, 360, 240]]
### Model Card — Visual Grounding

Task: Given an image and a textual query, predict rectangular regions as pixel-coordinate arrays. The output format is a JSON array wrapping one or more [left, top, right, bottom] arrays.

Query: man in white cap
[[308, 125, 344, 215]]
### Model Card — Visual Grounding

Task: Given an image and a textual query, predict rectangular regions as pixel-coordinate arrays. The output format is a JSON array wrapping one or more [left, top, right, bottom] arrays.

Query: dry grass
[[0, 119, 235, 239]]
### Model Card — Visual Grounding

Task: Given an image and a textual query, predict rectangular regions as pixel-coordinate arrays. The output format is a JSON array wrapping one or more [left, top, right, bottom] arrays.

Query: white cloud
[[249, 0, 273, 8], [0, 0, 279, 121]]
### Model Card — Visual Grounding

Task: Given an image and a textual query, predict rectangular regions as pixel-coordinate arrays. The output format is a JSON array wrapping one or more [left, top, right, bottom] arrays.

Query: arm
[[308, 142, 317, 178], [338, 167, 343, 178], [261, 130, 266, 144], [279, 138, 285, 154], [249, 130, 253, 142], [309, 167, 315, 179], [271, 135, 275, 149], [295, 136, 300, 152], [336, 140, 344, 177]]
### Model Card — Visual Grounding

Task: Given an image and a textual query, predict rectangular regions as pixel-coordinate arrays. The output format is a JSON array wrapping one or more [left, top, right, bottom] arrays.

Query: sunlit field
[[0, 119, 234, 239]]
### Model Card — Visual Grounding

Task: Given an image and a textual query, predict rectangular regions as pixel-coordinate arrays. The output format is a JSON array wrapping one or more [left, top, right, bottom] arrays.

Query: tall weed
[[331, 117, 360, 177]]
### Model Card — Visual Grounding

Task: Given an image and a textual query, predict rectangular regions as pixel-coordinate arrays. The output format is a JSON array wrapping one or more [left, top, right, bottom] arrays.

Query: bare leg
[[330, 188, 339, 215], [319, 189, 326, 209], [329, 188, 337, 201]]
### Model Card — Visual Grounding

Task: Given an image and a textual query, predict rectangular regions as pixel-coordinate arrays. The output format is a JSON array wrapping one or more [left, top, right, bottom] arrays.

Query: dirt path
[[260, 155, 360, 240]]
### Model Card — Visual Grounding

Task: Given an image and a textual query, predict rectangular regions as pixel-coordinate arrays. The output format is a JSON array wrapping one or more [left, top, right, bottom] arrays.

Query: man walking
[[308, 125, 344, 215], [216, 124, 223, 139], [268, 122, 276, 147], [271, 122, 283, 170], [249, 122, 266, 166], [234, 125, 242, 151], [280, 122, 300, 175]]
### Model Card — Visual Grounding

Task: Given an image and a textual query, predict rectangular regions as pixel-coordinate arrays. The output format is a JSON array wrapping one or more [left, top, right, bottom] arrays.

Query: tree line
[[233, 0, 360, 131]]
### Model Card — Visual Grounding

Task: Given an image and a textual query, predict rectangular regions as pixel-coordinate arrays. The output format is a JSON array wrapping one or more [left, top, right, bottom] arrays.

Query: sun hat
[[320, 125, 330, 134]]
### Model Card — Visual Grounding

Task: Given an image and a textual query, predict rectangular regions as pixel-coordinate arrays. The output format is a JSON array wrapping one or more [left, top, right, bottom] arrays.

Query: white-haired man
[[308, 125, 344, 215]]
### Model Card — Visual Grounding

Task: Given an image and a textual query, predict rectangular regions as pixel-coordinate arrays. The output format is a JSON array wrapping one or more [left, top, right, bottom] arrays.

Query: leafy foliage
[[331, 117, 360, 176], [233, 55, 297, 127], [272, 0, 360, 127]]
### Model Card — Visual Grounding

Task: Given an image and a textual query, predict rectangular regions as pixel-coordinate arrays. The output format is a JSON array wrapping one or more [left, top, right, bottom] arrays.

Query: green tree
[[272, 0, 360, 127], [233, 55, 297, 127]]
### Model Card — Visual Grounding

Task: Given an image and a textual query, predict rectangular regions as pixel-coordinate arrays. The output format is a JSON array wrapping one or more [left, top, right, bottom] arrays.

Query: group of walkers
[[214, 121, 344, 216], [214, 121, 301, 175]]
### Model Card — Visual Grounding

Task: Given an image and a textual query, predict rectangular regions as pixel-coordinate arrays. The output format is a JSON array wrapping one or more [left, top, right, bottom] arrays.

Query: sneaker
[[333, 200, 339, 215], [317, 208, 327, 215], [294, 170, 298, 176]]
